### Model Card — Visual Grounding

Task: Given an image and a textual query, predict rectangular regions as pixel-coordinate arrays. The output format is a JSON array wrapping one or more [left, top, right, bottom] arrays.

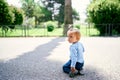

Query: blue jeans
[[63, 60, 84, 73]]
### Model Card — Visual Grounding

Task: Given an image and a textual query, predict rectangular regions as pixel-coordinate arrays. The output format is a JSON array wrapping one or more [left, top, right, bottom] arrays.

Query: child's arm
[[70, 46, 77, 71]]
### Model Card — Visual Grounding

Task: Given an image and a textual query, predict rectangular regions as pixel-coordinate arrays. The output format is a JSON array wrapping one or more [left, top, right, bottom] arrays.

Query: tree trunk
[[63, 0, 73, 36], [35, 16, 38, 28]]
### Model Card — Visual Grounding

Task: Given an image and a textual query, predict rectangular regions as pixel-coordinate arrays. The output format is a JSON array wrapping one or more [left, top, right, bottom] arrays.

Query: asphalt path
[[0, 37, 120, 80]]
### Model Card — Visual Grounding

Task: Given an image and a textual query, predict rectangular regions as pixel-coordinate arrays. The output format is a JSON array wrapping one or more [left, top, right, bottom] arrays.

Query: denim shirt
[[70, 42, 85, 67]]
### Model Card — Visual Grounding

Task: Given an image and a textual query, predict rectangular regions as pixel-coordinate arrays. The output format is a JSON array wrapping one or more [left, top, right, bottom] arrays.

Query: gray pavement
[[0, 37, 120, 80]]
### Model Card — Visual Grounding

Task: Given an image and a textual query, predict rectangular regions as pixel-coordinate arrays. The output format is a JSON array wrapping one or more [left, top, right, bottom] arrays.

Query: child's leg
[[75, 62, 84, 71], [75, 62, 84, 75], [63, 60, 71, 73]]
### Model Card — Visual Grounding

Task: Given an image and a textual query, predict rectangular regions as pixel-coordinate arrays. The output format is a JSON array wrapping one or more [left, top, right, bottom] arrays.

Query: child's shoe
[[77, 70, 84, 76], [69, 71, 78, 78]]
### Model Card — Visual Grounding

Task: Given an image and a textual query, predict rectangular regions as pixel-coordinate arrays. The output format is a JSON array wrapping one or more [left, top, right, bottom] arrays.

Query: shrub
[[47, 24, 54, 32], [46, 21, 57, 28], [87, 0, 120, 35]]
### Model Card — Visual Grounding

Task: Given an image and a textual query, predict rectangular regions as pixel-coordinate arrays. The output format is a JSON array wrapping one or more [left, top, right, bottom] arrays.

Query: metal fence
[[0, 25, 63, 37], [0, 23, 120, 37]]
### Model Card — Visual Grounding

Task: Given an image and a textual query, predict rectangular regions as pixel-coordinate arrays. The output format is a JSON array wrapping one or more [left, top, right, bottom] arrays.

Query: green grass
[[27, 28, 63, 37], [0, 26, 99, 37], [80, 26, 100, 36]]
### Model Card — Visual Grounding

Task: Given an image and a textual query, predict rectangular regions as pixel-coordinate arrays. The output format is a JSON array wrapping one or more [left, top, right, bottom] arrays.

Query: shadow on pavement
[[0, 37, 109, 80]]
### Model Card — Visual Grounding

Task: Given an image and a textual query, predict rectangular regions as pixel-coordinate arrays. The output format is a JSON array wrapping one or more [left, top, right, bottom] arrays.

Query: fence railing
[[0, 24, 120, 37]]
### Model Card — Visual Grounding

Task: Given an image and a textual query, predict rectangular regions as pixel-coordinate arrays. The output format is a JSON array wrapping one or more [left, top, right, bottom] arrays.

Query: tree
[[54, 0, 65, 27], [12, 7, 23, 25], [41, 0, 79, 28], [63, 0, 73, 36], [0, 0, 14, 33], [33, 3, 52, 27], [41, 0, 56, 20], [9, 6, 23, 29], [21, 0, 52, 27], [87, 0, 120, 35], [0, 0, 14, 25], [21, 0, 35, 18], [53, 0, 80, 24], [72, 8, 80, 21], [37, 6, 52, 22], [41, 0, 64, 28]]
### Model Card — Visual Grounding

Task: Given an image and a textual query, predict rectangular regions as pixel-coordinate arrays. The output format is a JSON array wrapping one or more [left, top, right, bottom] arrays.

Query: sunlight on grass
[[0, 25, 99, 37]]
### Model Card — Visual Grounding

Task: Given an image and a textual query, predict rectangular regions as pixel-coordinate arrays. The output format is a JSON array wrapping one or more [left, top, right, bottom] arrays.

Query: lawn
[[0, 25, 99, 37]]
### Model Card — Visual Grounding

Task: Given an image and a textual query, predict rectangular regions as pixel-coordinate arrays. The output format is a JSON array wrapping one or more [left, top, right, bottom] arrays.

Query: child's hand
[[71, 67, 76, 73]]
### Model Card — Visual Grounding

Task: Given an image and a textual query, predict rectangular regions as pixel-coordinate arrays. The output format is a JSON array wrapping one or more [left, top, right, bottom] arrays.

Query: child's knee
[[63, 65, 66, 71]]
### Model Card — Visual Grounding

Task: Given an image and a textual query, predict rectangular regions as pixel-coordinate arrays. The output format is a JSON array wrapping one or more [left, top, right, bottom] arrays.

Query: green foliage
[[21, 0, 52, 26], [47, 23, 54, 32], [38, 6, 52, 22], [75, 24, 80, 29], [87, 0, 120, 35], [11, 6, 23, 25], [41, 0, 80, 25], [0, 0, 14, 25], [55, 0, 65, 24], [46, 21, 57, 27], [55, 5, 64, 24], [0, 0, 24, 31], [0, 25, 100, 37], [34, 5, 51, 21], [72, 9, 80, 21], [21, 0, 35, 18]]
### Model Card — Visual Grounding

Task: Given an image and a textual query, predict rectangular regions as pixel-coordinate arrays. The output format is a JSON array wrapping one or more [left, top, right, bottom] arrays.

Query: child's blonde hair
[[67, 28, 81, 41]]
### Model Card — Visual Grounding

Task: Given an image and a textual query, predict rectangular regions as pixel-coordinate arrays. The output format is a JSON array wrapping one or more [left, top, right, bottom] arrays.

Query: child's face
[[67, 32, 77, 43]]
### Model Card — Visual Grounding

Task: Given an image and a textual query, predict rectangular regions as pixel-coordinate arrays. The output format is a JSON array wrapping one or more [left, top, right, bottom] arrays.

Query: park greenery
[[87, 0, 120, 35], [0, 0, 120, 37], [0, 0, 23, 30], [0, 24, 100, 37], [0, 0, 79, 35]]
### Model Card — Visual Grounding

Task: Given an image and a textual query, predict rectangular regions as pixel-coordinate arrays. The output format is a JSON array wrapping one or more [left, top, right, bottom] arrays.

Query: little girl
[[63, 28, 85, 78]]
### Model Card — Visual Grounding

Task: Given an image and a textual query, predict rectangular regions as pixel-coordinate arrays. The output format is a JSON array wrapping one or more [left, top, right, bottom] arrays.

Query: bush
[[47, 24, 54, 32], [45, 21, 57, 28], [0, 0, 14, 25], [87, 0, 120, 35]]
